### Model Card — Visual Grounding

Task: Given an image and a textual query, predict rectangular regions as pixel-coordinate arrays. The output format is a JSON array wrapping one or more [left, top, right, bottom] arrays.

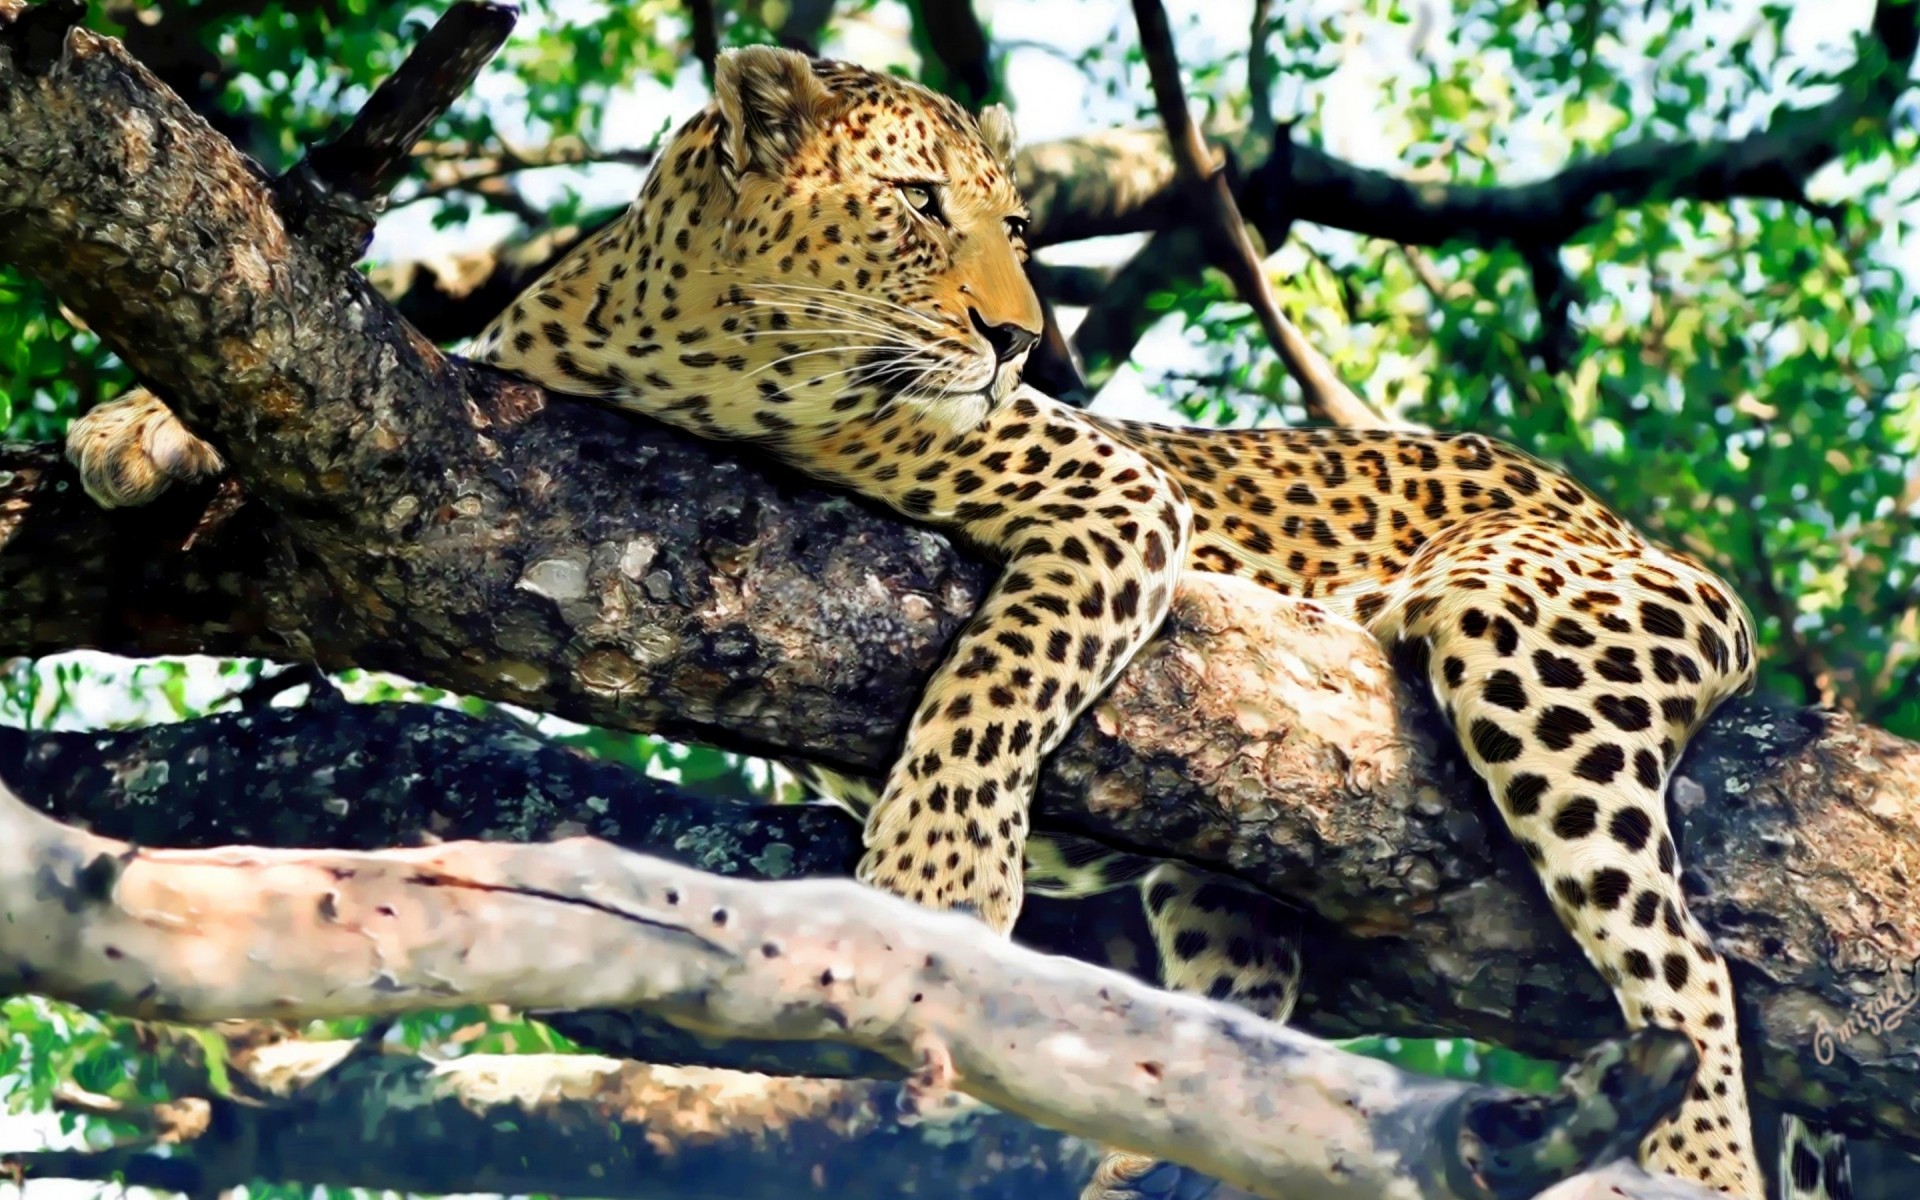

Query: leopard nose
[[969, 307, 1039, 364]]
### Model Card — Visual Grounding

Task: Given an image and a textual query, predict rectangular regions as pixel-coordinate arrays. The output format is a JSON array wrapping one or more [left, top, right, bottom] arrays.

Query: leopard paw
[[65, 389, 224, 509], [855, 839, 1017, 935], [1081, 1152, 1219, 1200]]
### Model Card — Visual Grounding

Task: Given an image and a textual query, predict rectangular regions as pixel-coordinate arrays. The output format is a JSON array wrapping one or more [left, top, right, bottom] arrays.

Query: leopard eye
[[899, 183, 944, 224], [1004, 214, 1029, 240]]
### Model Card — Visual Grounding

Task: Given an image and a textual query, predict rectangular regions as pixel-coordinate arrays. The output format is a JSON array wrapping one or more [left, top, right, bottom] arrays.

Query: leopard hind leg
[[1374, 516, 1766, 1196], [1081, 864, 1301, 1200], [65, 388, 225, 509]]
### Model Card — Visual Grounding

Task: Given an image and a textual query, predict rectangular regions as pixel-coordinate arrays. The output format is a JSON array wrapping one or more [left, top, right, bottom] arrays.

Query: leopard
[[66, 44, 1851, 1200]]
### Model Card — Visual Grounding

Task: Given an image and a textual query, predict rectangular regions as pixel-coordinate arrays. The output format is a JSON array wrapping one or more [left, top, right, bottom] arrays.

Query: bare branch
[[1127, 0, 1393, 430], [0, 778, 1717, 1200], [279, 0, 517, 261]]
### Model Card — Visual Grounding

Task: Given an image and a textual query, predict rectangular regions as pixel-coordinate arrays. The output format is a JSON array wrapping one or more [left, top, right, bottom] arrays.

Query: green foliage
[[1341, 1035, 1563, 1092], [0, 267, 129, 442]]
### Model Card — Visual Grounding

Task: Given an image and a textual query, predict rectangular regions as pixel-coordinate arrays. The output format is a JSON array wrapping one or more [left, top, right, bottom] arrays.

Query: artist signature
[[1812, 957, 1920, 1065]]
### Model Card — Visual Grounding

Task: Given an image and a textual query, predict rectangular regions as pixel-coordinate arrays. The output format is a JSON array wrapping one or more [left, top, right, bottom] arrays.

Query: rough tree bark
[[1, 0, 1917, 1184], [15, 1036, 1112, 1200]]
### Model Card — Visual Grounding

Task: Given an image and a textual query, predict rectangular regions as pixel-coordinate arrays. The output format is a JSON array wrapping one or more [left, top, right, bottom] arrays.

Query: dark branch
[[285, 0, 518, 260], [1246, 0, 1274, 139], [686, 0, 717, 84], [1128, 0, 1385, 428], [904, 0, 996, 109], [1069, 224, 1198, 387], [1022, 268, 1092, 406], [7, 1052, 1104, 1200], [775, 0, 836, 53], [1263, 0, 1917, 249]]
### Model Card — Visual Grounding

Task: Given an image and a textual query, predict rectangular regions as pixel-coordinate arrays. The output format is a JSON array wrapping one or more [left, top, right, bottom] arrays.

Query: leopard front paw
[[855, 814, 1022, 936], [65, 389, 225, 509], [1081, 1152, 1219, 1200]]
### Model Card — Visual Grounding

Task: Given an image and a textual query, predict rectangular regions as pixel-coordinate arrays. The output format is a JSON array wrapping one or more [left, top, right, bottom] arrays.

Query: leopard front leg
[[838, 393, 1192, 934]]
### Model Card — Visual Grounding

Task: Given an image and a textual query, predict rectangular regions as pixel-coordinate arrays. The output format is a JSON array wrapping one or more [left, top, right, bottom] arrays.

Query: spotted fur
[[69, 45, 1842, 1199]]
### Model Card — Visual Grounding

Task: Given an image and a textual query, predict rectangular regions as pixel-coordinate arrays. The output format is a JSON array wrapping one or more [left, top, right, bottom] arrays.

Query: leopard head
[[474, 47, 1044, 441], [707, 47, 1042, 430]]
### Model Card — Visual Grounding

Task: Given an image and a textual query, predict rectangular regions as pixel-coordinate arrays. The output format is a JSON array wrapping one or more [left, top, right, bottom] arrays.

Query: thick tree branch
[[3, 0, 1919, 1159], [0, 698, 1132, 1082], [0, 778, 1720, 1200]]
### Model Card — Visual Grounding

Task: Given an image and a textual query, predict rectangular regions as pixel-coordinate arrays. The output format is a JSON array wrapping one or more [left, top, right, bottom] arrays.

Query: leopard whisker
[[740, 343, 940, 382]]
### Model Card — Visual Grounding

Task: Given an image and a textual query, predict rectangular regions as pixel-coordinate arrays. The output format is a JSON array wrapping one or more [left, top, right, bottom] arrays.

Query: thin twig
[[1127, 0, 1394, 430], [397, 141, 658, 209], [1398, 244, 1464, 302]]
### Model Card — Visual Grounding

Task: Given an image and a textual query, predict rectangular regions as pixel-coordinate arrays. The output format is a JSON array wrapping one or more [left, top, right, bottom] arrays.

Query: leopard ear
[[714, 46, 832, 177], [976, 103, 1018, 173]]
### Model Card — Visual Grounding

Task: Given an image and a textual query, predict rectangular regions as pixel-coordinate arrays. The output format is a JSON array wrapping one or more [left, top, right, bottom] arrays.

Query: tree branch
[[774, 0, 836, 55], [0, 777, 1722, 1200], [1129, 0, 1391, 429], [12, 1038, 1104, 1199], [1068, 224, 1201, 388], [904, 0, 996, 110], [686, 0, 717, 84], [279, 0, 517, 262], [1264, 0, 1918, 250]]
